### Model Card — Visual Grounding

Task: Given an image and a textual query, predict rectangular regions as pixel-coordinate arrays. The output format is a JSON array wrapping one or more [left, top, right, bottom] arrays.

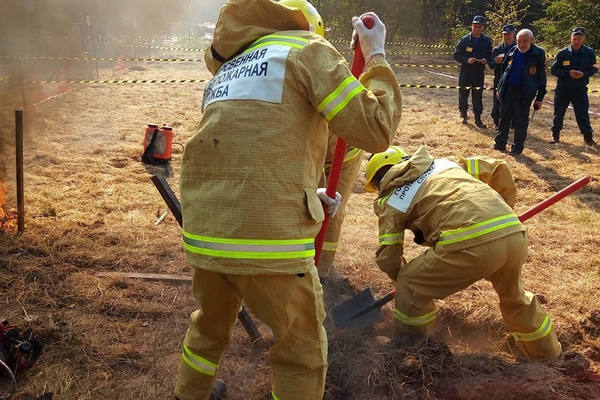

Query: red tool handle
[[383, 175, 591, 300], [518, 176, 590, 222], [314, 14, 375, 264]]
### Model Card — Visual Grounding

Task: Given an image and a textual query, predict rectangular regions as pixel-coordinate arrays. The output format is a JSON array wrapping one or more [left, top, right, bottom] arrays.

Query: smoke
[[0, 0, 224, 85]]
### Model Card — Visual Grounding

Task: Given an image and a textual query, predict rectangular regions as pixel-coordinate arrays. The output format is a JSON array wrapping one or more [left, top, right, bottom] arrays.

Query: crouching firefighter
[[364, 146, 562, 361], [175, 0, 402, 399]]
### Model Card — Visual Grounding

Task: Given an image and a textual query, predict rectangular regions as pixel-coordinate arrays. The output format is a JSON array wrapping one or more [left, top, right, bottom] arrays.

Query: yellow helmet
[[279, 0, 325, 37], [365, 146, 409, 192]]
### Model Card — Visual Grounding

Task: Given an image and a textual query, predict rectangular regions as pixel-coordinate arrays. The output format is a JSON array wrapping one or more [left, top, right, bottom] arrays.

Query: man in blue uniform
[[550, 27, 598, 147], [490, 24, 517, 129], [453, 15, 493, 128], [494, 29, 546, 156]]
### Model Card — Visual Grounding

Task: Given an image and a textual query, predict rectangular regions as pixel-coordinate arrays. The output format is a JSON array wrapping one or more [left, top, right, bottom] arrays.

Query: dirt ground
[[0, 38, 599, 399]]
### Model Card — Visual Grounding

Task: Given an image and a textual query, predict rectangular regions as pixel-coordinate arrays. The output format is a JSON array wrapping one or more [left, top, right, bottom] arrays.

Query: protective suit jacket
[[180, 0, 402, 275], [454, 155, 516, 208], [374, 146, 524, 280]]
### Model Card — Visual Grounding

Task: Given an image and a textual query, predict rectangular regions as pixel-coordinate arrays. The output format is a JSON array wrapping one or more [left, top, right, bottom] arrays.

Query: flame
[[0, 181, 17, 233]]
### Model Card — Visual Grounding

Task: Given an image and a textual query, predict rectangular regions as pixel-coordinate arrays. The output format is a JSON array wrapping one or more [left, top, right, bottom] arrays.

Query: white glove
[[316, 188, 342, 218], [350, 12, 386, 61]]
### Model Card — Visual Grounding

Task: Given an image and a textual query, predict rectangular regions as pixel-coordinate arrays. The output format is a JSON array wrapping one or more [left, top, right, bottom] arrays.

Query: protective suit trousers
[[316, 151, 362, 277], [551, 86, 593, 141], [393, 232, 562, 361], [175, 267, 327, 400]]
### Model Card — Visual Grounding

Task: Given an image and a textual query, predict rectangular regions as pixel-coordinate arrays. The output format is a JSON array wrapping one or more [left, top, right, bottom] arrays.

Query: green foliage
[[484, 0, 528, 42], [534, 0, 600, 49]]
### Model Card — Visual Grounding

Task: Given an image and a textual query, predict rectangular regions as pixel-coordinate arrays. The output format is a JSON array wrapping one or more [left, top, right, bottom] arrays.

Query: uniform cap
[[502, 24, 516, 33], [572, 27, 586, 36], [472, 15, 485, 25]]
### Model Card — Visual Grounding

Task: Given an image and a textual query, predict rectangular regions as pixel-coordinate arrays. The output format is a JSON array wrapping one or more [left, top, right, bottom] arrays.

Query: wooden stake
[[15, 110, 24, 235], [96, 271, 192, 284]]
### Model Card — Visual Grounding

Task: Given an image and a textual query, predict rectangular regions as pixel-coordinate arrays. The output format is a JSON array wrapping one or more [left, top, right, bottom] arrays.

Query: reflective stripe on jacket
[[182, 3, 402, 275], [454, 156, 517, 207], [374, 146, 524, 278]]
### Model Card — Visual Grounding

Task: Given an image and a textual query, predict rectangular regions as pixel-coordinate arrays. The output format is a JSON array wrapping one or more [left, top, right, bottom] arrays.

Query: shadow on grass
[[512, 152, 600, 213], [465, 122, 600, 212], [325, 326, 600, 400]]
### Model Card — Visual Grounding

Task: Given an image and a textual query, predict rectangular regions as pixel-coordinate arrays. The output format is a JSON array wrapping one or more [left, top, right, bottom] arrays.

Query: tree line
[[316, 0, 600, 50]]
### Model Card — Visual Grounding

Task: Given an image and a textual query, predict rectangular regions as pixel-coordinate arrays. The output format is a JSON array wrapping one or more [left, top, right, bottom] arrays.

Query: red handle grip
[[350, 14, 375, 78], [518, 176, 590, 222], [314, 14, 375, 264]]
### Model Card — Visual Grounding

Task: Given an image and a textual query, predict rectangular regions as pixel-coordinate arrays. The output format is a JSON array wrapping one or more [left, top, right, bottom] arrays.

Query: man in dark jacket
[[494, 29, 546, 156], [550, 27, 598, 146], [453, 15, 493, 128], [490, 24, 517, 129]]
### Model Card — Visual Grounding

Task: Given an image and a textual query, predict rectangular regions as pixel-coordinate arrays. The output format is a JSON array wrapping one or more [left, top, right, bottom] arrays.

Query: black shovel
[[331, 289, 396, 329]]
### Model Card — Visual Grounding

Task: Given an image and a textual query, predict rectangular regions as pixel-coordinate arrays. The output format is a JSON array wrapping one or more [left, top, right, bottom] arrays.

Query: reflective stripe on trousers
[[324, 147, 362, 171], [318, 76, 366, 122], [438, 214, 521, 245], [394, 308, 437, 326], [181, 345, 217, 376], [512, 315, 553, 342], [379, 232, 404, 246], [183, 231, 315, 259], [322, 241, 338, 252]]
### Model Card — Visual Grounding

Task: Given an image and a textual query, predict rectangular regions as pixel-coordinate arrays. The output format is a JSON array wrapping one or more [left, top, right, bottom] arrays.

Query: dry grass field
[[0, 40, 599, 399]]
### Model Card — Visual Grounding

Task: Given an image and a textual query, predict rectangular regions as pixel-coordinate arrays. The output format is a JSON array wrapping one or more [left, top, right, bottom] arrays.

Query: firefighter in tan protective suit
[[316, 136, 363, 278], [365, 146, 562, 362], [175, 0, 402, 398]]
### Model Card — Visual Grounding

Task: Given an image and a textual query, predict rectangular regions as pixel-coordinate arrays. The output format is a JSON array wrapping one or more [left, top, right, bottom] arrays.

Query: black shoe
[[210, 379, 227, 400], [460, 113, 467, 124], [548, 138, 560, 144], [508, 150, 522, 157], [585, 139, 598, 147], [493, 145, 506, 153], [475, 118, 487, 129]]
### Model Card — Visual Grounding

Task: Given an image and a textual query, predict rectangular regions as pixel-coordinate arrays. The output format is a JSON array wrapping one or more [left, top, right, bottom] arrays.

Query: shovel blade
[[330, 288, 383, 329]]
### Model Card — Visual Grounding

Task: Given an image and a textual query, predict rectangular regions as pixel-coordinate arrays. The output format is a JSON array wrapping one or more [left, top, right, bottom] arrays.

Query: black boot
[[210, 379, 227, 400], [585, 138, 598, 148], [175, 380, 227, 400], [549, 130, 560, 144], [474, 116, 487, 129], [461, 112, 467, 124]]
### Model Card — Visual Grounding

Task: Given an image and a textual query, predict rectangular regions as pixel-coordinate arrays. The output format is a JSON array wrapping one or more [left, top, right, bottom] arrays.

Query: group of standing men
[[454, 16, 598, 155]]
